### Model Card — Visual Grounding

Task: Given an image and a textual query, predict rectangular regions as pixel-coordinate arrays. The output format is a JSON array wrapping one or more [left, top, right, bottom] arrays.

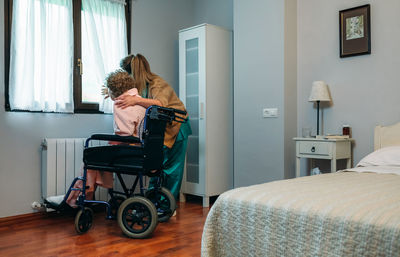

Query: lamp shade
[[308, 81, 332, 102]]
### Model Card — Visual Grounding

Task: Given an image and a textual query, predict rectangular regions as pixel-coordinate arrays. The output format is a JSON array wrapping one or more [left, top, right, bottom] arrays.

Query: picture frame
[[339, 4, 371, 58]]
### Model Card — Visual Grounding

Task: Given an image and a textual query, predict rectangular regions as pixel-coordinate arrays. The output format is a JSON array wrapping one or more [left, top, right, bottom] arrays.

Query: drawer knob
[[311, 146, 315, 152]]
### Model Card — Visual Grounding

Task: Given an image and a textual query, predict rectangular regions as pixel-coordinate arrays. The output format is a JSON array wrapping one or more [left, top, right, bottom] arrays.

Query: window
[[4, 0, 131, 113]]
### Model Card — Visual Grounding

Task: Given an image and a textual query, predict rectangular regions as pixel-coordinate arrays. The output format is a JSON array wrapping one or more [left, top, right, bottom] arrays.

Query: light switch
[[263, 108, 278, 118]]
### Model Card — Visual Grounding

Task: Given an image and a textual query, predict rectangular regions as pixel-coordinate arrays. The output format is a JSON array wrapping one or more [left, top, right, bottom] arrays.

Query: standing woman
[[116, 54, 191, 201]]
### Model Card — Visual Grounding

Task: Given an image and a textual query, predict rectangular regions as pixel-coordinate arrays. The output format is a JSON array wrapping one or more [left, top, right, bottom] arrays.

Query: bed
[[201, 122, 400, 257]]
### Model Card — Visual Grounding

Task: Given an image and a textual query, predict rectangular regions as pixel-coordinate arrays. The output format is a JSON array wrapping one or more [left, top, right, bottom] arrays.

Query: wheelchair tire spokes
[[126, 208, 149, 232], [117, 196, 157, 239]]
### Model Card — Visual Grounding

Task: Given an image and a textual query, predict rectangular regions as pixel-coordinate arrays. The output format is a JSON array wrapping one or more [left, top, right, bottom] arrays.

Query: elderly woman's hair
[[105, 69, 135, 98]]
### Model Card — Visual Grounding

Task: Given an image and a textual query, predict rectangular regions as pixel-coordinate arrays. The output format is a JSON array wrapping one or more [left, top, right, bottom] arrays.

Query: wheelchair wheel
[[117, 196, 158, 239], [74, 207, 93, 234], [145, 187, 176, 222], [108, 196, 126, 219]]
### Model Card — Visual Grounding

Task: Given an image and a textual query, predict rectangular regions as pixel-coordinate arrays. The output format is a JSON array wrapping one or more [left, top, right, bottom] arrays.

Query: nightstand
[[293, 137, 354, 177]]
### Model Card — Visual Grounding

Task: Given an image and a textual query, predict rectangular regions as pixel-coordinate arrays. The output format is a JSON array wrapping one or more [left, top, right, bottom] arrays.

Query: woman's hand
[[115, 94, 141, 109], [101, 86, 109, 99]]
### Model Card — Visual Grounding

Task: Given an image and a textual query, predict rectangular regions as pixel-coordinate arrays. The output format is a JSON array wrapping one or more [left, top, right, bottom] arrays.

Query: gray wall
[[233, 0, 297, 187], [284, 0, 297, 179], [193, 0, 233, 30], [297, 0, 400, 175]]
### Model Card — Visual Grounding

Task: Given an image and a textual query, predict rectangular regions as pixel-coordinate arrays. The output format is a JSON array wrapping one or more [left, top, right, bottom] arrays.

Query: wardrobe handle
[[200, 102, 204, 120], [311, 146, 316, 153]]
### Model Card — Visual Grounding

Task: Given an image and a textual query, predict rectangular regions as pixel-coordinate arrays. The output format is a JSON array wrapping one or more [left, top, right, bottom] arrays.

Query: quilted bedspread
[[201, 172, 400, 257]]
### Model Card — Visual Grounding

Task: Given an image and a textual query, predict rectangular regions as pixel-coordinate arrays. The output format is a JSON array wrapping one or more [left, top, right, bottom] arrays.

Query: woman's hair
[[120, 53, 157, 96], [105, 69, 135, 98], [120, 54, 134, 74]]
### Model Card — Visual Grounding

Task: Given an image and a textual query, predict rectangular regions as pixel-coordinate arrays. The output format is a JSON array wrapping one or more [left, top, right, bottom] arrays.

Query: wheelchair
[[63, 105, 187, 239]]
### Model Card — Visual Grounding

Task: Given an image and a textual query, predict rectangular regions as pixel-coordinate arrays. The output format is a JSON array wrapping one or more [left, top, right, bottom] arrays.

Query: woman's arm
[[115, 94, 162, 109]]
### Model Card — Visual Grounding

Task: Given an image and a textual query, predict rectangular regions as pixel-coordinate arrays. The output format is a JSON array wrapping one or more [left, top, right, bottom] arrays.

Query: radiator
[[41, 138, 109, 202]]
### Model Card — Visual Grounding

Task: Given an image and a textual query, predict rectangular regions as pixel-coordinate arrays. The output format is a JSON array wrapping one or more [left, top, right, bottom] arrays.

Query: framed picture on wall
[[339, 4, 371, 58]]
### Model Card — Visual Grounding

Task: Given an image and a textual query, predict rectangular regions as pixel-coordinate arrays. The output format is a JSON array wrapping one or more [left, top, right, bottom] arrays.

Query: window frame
[[4, 0, 132, 113]]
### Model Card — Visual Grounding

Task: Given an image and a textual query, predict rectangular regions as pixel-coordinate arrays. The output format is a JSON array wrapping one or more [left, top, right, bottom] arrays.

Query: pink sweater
[[113, 88, 146, 137]]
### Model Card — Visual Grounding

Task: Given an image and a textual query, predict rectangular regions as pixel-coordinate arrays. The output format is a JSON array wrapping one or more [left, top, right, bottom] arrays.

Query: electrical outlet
[[263, 108, 278, 118]]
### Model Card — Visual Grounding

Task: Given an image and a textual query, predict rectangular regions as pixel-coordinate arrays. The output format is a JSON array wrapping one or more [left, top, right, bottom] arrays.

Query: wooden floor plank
[[0, 200, 209, 257]]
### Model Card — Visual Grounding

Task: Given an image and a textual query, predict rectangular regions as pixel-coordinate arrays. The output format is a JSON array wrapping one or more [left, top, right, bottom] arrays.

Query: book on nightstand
[[324, 135, 350, 139]]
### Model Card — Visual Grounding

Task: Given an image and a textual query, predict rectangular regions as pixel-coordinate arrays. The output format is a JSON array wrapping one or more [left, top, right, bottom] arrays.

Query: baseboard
[[0, 211, 51, 226]]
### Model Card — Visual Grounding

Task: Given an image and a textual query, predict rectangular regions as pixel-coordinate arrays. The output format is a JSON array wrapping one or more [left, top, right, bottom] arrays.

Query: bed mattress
[[201, 172, 400, 257]]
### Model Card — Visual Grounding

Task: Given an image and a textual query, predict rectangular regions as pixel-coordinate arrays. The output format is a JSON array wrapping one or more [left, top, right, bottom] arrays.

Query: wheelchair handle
[[152, 106, 186, 116], [148, 106, 188, 123], [173, 108, 187, 115]]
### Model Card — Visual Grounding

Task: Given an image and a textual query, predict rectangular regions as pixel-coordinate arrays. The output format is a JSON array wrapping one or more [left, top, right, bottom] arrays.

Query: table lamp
[[309, 81, 332, 136]]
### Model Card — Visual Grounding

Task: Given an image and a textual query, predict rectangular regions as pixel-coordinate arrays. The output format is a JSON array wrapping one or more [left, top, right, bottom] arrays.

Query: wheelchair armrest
[[89, 134, 141, 144]]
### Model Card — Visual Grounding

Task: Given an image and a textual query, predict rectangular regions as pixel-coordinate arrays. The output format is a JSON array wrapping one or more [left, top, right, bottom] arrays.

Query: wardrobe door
[[179, 26, 205, 196]]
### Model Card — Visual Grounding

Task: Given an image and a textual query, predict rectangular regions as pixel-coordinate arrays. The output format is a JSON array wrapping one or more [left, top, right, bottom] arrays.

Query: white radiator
[[41, 138, 109, 202]]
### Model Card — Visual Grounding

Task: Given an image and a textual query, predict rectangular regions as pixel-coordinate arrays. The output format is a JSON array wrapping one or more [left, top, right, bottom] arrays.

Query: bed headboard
[[374, 122, 400, 150]]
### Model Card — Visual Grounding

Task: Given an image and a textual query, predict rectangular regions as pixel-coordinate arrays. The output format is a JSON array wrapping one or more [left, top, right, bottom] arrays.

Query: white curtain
[[9, 0, 74, 113], [81, 0, 128, 113]]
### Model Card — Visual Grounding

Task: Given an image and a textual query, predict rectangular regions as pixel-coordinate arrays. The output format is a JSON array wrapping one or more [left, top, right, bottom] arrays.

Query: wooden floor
[[0, 199, 210, 257]]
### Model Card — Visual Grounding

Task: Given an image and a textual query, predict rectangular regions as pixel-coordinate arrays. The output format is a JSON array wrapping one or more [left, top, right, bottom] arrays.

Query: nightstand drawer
[[294, 137, 354, 177], [299, 141, 330, 155]]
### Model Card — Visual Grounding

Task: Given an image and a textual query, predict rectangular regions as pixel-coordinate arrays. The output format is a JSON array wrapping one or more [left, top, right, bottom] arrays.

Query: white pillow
[[357, 146, 400, 167]]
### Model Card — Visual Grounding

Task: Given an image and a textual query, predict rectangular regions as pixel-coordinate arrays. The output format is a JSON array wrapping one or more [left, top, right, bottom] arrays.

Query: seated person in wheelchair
[[107, 70, 147, 138], [67, 70, 146, 207]]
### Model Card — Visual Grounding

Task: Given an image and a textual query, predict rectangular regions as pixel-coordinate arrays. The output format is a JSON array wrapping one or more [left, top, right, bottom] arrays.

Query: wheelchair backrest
[[141, 106, 168, 170], [141, 105, 187, 171]]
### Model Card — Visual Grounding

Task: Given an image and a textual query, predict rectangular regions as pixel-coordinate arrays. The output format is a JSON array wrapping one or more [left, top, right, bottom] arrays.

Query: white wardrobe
[[179, 24, 233, 207]]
